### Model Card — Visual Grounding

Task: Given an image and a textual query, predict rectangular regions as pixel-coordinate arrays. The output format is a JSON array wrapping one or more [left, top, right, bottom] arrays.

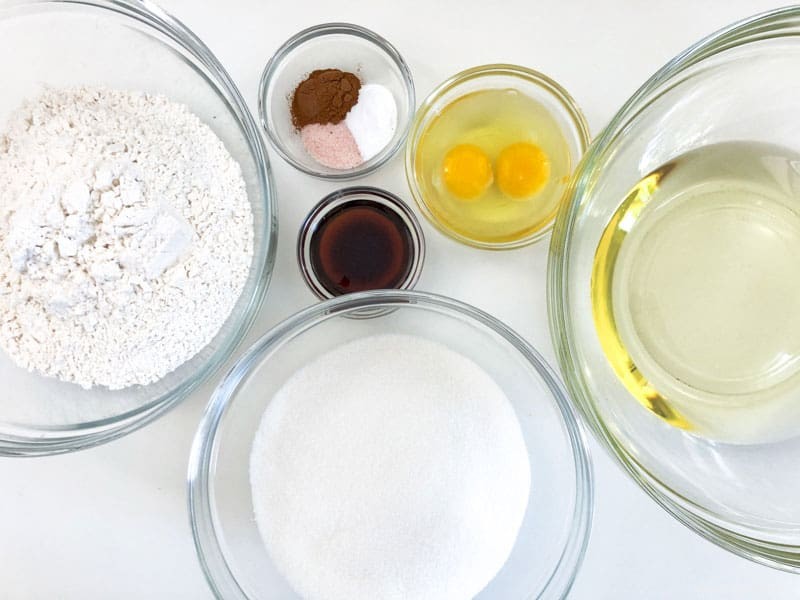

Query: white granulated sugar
[[0, 87, 253, 389], [345, 83, 397, 161], [250, 333, 531, 600]]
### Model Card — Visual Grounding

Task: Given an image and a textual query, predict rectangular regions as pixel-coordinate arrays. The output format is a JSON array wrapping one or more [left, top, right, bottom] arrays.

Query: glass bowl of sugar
[[0, 0, 276, 456], [259, 22, 415, 180], [188, 290, 593, 600]]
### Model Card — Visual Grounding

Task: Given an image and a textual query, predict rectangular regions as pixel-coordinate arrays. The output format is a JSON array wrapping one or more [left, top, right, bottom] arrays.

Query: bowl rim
[[404, 63, 591, 251], [547, 5, 800, 572], [258, 21, 416, 181], [0, 0, 278, 457], [296, 185, 426, 303], [188, 289, 594, 600]]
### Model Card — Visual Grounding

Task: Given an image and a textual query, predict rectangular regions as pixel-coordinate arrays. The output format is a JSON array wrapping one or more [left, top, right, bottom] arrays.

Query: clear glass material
[[259, 23, 415, 180], [405, 64, 590, 250], [549, 6, 800, 571], [0, 0, 277, 456], [188, 291, 593, 600]]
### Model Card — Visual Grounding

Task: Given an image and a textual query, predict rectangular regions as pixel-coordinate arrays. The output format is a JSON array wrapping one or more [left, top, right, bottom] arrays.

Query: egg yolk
[[441, 144, 493, 200], [496, 142, 550, 199]]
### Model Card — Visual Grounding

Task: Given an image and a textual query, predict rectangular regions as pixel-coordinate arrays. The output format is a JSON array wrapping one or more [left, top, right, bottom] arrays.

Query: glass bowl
[[297, 186, 425, 309], [0, 0, 277, 456], [188, 290, 593, 599], [405, 64, 590, 250], [259, 23, 415, 180], [549, 6, 800, 571]]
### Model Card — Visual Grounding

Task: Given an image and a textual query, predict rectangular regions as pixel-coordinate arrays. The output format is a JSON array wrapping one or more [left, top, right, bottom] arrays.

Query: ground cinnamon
[[291, 69, 361, 129]]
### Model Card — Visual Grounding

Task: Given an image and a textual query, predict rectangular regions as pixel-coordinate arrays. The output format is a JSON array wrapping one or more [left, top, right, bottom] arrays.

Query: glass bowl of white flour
[[188, 291, 593, 600], [0, 0, 276, 455]]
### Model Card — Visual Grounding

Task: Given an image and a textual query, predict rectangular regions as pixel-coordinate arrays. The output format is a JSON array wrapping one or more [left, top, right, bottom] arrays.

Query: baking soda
[[346, 83, 398, 161], [249, 333, 531, 600]]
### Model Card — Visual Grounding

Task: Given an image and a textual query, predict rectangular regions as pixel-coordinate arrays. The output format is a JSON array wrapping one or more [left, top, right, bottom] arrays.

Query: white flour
[[250, 334, 531, 600], [0, 87, 253, 389]]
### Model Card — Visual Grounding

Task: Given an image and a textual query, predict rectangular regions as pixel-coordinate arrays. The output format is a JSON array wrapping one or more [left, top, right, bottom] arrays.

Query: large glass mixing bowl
[[549, 7, 800, 571], [189, 291, 593, 599], [0, 0, 277, 456]]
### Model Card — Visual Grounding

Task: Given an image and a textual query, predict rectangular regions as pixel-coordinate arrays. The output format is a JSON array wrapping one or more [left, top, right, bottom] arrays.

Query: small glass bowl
[[297, 186, 425, 313], [0, 0, 277, 456], [259, 23, 415, 180], [405, 64, 590, 250], [188, 290, 593, 599]]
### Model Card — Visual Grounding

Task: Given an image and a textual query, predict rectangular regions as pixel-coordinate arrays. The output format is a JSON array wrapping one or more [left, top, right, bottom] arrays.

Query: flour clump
[[0, 87, 254, 389]]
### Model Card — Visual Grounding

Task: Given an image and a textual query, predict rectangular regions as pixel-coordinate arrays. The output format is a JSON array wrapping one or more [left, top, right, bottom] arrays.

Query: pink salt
[[300, 122, 364, 170]]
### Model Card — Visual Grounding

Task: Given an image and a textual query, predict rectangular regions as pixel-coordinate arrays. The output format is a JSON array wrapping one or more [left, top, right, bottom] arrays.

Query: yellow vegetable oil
[[414, 88, 571, 246], [593, 142, 800, 443]]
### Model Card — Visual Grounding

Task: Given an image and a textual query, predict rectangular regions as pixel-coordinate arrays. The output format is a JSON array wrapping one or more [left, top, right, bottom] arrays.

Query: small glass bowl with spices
[[260, 23, 415, 179]]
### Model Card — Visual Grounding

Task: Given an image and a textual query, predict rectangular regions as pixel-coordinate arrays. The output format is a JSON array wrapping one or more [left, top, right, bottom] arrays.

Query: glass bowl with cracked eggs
[[0, 0, 276, 456]]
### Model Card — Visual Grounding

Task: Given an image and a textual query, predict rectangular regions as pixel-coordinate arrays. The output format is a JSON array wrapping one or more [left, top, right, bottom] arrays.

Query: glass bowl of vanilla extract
[[298, 186, 425, 317]]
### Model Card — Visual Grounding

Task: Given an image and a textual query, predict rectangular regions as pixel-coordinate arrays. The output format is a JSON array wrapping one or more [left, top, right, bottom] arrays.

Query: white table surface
[[3, 0, 800, 598]]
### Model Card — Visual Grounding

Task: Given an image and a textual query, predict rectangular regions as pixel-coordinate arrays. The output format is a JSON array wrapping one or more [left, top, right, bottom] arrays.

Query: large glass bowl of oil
[[549, 7, 800, 571]]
